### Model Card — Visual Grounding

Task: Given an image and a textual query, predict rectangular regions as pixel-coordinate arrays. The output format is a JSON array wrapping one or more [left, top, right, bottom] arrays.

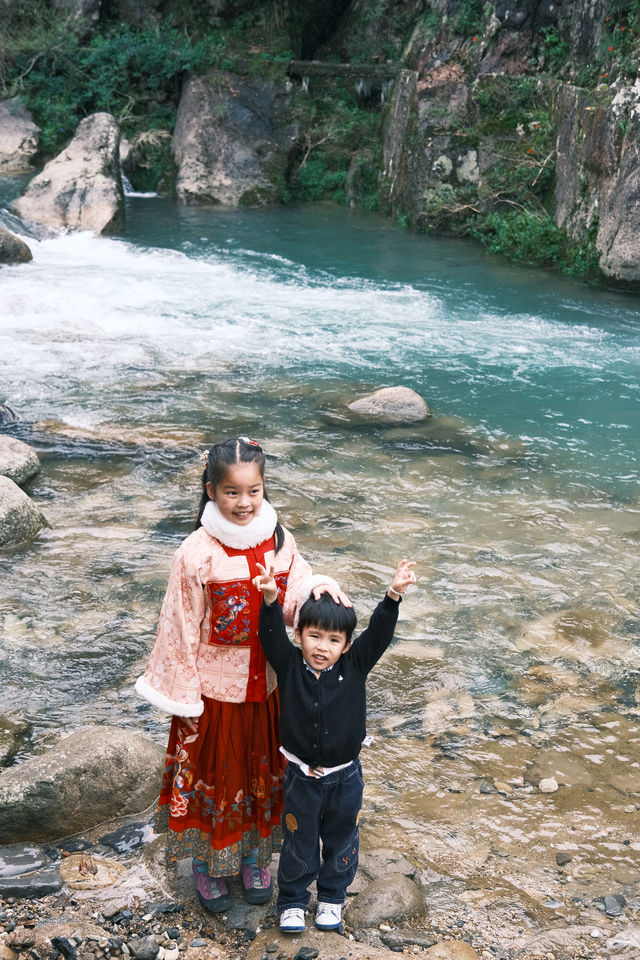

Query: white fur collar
[[200, 499, 278, 550]]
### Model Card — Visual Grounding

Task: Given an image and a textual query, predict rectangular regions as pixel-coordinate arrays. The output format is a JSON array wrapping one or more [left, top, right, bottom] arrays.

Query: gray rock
[[344, 872, 426, 927], [0, 224, 33, 264], [127, 936, 159, 960], [0, 475, 48, 546], [0, 714, 32, 767], [0, 97, 40, 173], [0, 435, 40, 486], [173, 71, 299, 206], [0, 404, 17, 424], [13, 112, 124, 235], [0, 842, 48, 878], [348, 386, 430, 422], [0, 726, 164, 843], [0, 864, 61, 899]]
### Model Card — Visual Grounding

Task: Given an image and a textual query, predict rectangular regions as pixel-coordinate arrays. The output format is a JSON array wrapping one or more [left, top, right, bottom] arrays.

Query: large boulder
[[0, 98, 40, 173], [12, 113, 124, 234], [0, 435, 40, 486], [348, 386, 431, 422], [0, 225, 33, 264], [0, 475, 47, 546], [173, 71, 300, 206], [0, 726, 165, 844]]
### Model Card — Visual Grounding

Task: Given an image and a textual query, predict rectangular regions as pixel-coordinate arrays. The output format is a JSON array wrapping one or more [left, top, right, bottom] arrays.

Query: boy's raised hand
[[254, 562, 278, 605], [389, 559, 417, 598]]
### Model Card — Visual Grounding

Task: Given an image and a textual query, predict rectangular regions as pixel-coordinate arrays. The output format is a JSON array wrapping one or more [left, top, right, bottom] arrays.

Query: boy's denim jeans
[[277, 758, 364, 911]]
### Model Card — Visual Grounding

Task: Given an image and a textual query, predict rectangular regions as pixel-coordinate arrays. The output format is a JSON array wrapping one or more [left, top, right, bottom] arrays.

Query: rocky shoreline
[[2, 790, 640, 960]]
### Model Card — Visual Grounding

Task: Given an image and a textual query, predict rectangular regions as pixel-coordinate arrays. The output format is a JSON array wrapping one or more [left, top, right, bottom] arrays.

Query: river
[[1, 185, 639, 944]]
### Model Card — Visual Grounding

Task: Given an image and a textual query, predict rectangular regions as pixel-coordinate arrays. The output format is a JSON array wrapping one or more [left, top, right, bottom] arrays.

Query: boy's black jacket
[[258, 593, 399, 768]]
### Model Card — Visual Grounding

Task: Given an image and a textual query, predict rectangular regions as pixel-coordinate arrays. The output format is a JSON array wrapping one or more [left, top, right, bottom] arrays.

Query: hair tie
[[240, 436, 262, 449]]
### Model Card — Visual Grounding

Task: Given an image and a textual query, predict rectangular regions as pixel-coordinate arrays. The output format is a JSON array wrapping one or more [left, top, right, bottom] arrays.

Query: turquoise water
[[0, 193, 639, 744]]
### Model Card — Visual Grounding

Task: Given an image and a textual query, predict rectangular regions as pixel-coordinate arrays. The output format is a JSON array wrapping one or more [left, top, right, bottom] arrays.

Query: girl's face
[[207, 461, 264, 526]]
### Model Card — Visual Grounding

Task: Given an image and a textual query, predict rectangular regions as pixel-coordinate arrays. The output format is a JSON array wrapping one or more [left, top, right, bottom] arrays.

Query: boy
[[254, 558, 416, 933]]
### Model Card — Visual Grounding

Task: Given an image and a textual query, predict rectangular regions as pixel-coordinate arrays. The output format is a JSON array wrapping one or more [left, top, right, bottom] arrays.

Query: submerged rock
[[0, 434, 40, 486], [348, 386, 431, 422], [0, 726, 164, 843], [12, 112, 124, 234], [0, 224, 33, 264], [0, 475, 47, 546]]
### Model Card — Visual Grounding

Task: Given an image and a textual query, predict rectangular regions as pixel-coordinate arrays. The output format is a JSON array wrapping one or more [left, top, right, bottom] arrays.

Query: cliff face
[[371, 0, 640, 285]]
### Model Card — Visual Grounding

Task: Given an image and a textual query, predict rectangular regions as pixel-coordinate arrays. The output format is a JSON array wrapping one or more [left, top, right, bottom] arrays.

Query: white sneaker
[[280, 907, 306, 932], [315, 901, 342, 930]]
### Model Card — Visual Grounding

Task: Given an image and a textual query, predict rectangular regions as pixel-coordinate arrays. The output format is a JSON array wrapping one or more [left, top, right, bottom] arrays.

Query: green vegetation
[[284, 80, 382, 210]]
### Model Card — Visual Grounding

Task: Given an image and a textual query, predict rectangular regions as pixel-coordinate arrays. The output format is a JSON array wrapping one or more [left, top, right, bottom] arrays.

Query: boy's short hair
[[297, 593, 357, 642]]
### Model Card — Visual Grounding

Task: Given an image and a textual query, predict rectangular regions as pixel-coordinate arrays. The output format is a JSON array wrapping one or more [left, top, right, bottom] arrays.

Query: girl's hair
[[195, 437, 284, 553]]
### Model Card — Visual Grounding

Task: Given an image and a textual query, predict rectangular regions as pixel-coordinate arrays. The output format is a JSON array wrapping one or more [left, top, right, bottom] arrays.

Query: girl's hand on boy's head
[[254, 562, 278, 605], [389, 559, 417, 597], [312, 582, 353, 607]]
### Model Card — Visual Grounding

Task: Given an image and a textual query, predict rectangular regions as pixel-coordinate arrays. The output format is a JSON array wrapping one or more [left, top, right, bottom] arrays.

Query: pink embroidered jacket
[[136, 525, 315, 716]]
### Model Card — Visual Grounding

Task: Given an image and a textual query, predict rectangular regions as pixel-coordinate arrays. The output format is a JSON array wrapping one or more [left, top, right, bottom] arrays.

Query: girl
[[136, 437, 340, 913]]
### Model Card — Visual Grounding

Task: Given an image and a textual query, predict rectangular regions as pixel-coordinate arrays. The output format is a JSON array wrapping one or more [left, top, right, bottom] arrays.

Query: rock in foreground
[[0, 726, 164, 843]]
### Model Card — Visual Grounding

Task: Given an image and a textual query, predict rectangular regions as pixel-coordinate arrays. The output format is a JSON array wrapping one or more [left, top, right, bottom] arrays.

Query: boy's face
[[295, 623, 351, 676]]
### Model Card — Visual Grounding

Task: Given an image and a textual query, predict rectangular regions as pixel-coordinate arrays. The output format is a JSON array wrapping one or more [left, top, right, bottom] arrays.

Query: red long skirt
[[156, 690, 286, 877]]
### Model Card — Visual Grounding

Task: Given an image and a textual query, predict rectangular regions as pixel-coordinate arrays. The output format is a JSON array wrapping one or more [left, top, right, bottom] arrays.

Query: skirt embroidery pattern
[[157, 691, 286, 876]]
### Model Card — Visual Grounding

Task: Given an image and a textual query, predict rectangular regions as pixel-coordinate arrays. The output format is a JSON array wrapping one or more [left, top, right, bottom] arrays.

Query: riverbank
[[1, 769, 639, 960]]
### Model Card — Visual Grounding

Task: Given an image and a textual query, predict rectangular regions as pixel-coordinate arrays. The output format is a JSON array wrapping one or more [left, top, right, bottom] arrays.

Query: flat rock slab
[[0, 843, 48, 878], [0, 864, 61, 899], [100, 822, 156, 855]]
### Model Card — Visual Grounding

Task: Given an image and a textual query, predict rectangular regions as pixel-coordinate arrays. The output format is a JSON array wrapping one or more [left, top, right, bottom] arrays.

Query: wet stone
[[0, 843, 48, 878], [0, 864, 61, 899], [52, 837, 94, 855], [604, 894, 625, 916], [555, 852, 572, 866], [51, 936, 77, 958], [127, 936, 159, 959], [294, 949, 319, 960], [189, 940, 207, 948], [99, 823, 154, 855]]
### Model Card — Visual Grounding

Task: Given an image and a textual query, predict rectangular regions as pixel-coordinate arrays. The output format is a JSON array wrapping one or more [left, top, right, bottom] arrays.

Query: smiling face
[[207, 461, 264, 526], [295, 623, 351, 676]]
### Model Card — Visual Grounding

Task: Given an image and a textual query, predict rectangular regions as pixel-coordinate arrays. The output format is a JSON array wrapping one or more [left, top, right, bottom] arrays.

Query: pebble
[[539, 777, 559, 793]]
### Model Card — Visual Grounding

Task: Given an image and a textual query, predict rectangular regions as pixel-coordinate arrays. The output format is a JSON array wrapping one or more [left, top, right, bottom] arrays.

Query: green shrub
[[471, 210, 566, 265]]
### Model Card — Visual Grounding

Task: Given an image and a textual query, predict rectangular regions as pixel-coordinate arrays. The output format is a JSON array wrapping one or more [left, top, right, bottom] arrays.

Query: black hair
[[297, 593, 357, 642], [195, 437, 284, 553]]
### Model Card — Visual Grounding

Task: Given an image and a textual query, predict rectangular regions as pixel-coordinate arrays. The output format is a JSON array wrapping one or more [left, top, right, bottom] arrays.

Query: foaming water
[[1, 199, 640, 912]]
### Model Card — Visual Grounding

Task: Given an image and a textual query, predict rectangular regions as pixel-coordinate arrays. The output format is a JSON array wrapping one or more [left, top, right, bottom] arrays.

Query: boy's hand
[[254, 562, 278, 605], [388, 559, 416, 599]]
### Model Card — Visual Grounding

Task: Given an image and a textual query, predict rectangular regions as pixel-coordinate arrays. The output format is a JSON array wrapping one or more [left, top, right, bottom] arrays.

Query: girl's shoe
[[192, 859, 231, 914], [240, 863, 273, 904], [279, 907, 306, 932], [315, 901, 342, 930]]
